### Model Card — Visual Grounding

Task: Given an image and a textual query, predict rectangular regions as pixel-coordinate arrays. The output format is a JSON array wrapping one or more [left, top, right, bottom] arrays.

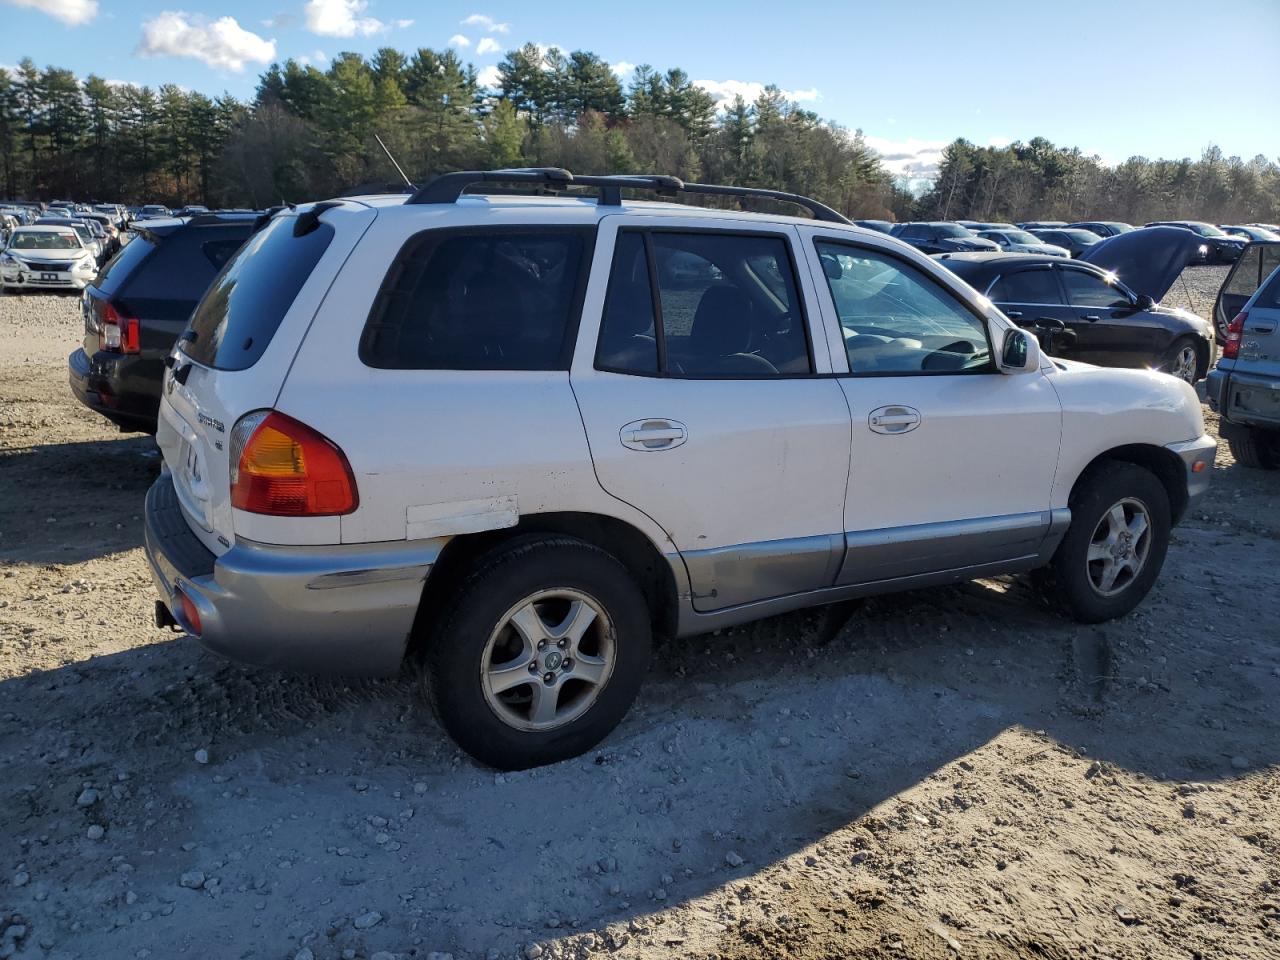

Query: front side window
[[815, 241, 993, 375], [1060, 268, 1131, 308], [361, 228, 591, 371], [596, 231, 811, 377], [989, 268, 1064, 305]]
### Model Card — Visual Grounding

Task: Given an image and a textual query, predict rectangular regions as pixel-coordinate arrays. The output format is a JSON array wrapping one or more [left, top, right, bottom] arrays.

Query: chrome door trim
[[667, 508, 1070, 636], [680, 533, 844, 611], [837, 510, 1063, 586]]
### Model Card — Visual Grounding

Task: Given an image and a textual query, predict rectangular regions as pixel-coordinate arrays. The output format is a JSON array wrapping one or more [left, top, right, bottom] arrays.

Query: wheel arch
[[1070, 443, 1188, 524], [408, 511, 680, 660]]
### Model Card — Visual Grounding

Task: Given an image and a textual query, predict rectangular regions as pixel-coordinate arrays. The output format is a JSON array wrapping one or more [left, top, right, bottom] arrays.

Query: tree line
[[1, 48, 1277, 226]]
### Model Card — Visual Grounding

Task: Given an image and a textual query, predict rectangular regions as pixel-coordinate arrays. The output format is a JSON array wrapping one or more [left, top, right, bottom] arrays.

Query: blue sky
[[4, 0, 1278, 183]]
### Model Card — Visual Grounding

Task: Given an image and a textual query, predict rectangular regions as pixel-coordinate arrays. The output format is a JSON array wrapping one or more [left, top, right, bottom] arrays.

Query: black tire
[[1040, 461, 1171, 623], [424, 535, 651, 770], [1227, 427, 1279, 470], [1161, 335, 1202, 384]]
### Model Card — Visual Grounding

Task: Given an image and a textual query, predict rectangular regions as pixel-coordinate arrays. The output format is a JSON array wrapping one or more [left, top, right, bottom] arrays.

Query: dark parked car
[[938, 226, 1213, 383], [890, 221, 1000, 254], [1213, 240, 1280, 342], [1028, 228, 1103, 258], [958, 220, 1016, 231], [1220, 224, 1280, 243], [68, 213, 257, 433], [1066, 221, 1135, 238], [137, 204, 171, 220], [852, 219, 894, 234], [175, 204, 210, 217], [1016, 221, 1067, 230], [1144, 221, 1246, 263]]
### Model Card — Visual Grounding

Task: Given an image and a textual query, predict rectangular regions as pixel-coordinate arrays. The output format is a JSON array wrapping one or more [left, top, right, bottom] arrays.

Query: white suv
[[146, 169, 1216, 769]]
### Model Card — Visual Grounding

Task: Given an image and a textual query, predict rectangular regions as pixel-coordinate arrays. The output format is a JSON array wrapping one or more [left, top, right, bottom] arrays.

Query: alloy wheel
[[1170, 344, 1198, 384], [1086, 498, 1152, 597], [480, 588, 615, 732]]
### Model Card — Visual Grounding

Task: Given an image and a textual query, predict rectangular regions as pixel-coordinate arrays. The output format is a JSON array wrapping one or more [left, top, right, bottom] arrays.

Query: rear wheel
[[1040, 462, 1171, 623], [1227, 427, 1279, 470], [1161, 336, 1201, 384], [424, 536, 651, 770]]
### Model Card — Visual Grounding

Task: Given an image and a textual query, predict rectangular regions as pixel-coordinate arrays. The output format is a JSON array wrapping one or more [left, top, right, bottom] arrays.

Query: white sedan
[[0, 225, 99, 292]]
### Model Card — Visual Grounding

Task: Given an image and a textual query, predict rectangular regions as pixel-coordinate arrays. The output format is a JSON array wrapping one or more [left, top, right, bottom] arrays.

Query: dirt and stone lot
[[1, 267, 1278, 960]]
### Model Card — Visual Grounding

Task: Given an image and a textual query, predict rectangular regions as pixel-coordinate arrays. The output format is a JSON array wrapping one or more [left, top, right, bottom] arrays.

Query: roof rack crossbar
[[405, 168, 851, 224]]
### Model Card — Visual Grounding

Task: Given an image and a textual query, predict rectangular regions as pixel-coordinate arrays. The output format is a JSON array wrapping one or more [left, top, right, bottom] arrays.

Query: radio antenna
[[375, 134, 414, 190]]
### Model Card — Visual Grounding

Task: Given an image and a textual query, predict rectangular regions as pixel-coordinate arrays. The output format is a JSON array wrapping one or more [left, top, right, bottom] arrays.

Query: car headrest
[[691, 285, 754, 355]]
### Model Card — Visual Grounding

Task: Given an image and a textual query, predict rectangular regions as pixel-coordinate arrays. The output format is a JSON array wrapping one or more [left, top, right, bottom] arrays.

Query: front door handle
[[620, 419, 688, 451], [1083, 314, 1101, 322], [868, 405, 921, 435], [1005, 310, 1023, 319]]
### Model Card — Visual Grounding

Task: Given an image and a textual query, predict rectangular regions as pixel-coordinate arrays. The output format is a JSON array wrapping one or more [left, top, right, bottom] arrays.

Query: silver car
[[1206, 261, 1280, 468]]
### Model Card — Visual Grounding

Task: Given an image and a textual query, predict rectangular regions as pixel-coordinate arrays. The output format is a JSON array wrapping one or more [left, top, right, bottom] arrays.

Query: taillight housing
[[1222, 311, 1247, 360], [101, 301, 140, 354], [230, 411, 358, 516]]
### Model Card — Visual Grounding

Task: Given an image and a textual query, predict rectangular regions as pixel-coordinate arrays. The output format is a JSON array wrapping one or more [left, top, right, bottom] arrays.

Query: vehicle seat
[[597, 295, 656, 371], [688, 286, 778, 375]]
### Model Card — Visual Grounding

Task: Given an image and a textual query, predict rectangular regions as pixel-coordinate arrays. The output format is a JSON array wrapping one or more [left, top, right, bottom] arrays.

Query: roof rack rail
[[405, 168, 851, 224]]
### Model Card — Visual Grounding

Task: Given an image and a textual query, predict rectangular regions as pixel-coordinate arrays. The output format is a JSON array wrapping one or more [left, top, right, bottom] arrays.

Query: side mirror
[[998, 327, 1041, 374], [1133, 294, 1155, 311]]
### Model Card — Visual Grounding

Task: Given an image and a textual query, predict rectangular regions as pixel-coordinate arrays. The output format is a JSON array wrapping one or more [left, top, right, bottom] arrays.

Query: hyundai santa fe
[[144, 169, 1216, 769]]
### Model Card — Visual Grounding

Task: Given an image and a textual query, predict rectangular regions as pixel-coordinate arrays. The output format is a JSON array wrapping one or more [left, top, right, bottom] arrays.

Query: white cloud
[[693, 78, 820, 111], [261, 12, 293, 28], [448, 34, 470, 47], [297, 49, 329, 66], [861, 134, 950, 182], [461, 13, 509, 33], [3, 0, 98, 26], [137, 11, 276, 72], [476, 64, 501, 89], [610, 60, 634, 78], [392, 18, 412, 28], [475, 37, 502, 56], [305, 0, 385, 37]]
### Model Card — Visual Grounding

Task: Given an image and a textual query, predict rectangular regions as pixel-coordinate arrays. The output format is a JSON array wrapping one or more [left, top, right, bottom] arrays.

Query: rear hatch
[[1216, 241, 1280, 340], [83, 219, 253, 360], [156, 203, 374, 555]]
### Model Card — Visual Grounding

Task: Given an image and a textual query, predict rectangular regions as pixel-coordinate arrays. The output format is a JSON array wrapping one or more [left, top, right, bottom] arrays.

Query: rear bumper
[[1206, 367, 1280, 431], [68, 348, 159, 432], [1165, 435, 1217, 516], [144, 472, 446, 677]]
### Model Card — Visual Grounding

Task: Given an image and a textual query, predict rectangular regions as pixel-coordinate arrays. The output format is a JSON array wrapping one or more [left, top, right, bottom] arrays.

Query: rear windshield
[[93, 235, 155, 294], [359, 227, 593, 370], [180, 215, 333, 371]]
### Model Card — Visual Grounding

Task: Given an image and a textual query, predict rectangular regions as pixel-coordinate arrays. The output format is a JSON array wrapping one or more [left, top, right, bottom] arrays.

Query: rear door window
[[360, 227, 593, 370], [990, 268, 1064, 305], [181, 216, 332, 370]]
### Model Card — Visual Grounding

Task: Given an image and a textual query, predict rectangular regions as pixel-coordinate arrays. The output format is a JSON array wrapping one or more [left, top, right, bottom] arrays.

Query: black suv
[[69, 213, 258, 432]]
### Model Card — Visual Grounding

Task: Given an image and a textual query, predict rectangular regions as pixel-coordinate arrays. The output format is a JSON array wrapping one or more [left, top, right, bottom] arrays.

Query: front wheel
[[1040, 462, 1171, 623], [424, 536, 652, 770], [1161, 336, 1201, 384]]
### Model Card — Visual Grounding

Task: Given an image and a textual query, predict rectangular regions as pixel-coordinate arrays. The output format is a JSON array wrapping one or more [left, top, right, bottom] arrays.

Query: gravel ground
[[2, 267, 1279, 960]]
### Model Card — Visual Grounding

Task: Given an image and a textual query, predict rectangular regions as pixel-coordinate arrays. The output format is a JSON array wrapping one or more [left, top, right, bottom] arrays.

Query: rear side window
[[360, 228, 592, 370], [989, 269, 1063, 305], [181, 216, 333, 371]]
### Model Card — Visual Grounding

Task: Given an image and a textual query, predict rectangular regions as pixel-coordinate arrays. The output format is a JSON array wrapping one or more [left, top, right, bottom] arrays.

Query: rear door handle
[[1005, 310, 1023, 319], [868, 405, 921, 435], [1083, 314, 1101, 322], [620, 419, 688, 451]]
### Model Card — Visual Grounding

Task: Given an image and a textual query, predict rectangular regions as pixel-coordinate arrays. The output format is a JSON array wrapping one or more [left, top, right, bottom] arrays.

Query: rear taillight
[[230, 411, 358, 516], [101, 301, 140, 354], [1222, 311, 1247, 360], [176, 588, 202, 636]]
